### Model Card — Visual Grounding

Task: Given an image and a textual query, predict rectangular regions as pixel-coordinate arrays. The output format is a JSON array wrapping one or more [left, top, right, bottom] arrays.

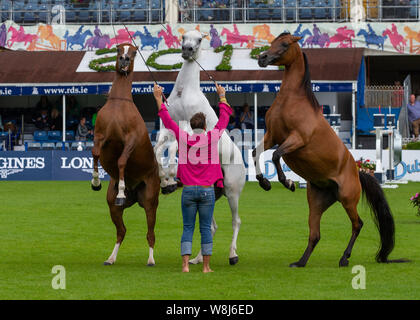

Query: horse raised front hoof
[[289, 261, 305, 268], [229, 256, 239, 265], [114, 197, 125, 206], [91, 183, 102, 191], [339, 257, 349, 267], [256, 174, 271, 191], [161, 184, 177, 195]]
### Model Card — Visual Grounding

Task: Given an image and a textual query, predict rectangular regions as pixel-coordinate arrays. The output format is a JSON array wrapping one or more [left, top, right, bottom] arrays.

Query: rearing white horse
[[154, 30, 246, 265]]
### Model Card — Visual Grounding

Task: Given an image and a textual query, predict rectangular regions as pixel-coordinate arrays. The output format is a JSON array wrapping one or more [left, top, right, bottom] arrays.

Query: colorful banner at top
[[0, 21, 419, 54]]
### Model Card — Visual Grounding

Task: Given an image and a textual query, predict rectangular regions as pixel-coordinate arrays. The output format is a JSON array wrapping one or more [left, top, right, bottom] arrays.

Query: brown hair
[[190, 112, 206, 130]]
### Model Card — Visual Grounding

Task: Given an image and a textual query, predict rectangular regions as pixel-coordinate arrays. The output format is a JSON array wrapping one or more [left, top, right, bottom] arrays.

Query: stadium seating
[[65, 131, 75, 141], [314, 0, 328, 19], [151, 0, 162, 21], [55, 142, 70, 150], [273, 0, 283, 19], [133, 1, 147, 22], [41, 142, 55, 150], [48, 130, 62, 142], [410, 0, 418, 18], [1, 0, 9, 21], [27, 142, 42, 151], [34, 131, 48, 142], [285, 0, 297, 20], [299, 0, 313, 19]]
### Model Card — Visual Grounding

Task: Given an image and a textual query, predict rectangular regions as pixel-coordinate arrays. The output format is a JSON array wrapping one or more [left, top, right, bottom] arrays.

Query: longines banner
[[0, 151, 109, 181], [248, 149, 420, 182], [1, 149, 419, 181]]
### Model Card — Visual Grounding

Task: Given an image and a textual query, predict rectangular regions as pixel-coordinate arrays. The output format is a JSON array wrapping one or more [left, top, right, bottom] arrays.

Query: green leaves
[[214, 45, 233, 71], [146, 48, 183, 70], [88, 48, 118, 72]]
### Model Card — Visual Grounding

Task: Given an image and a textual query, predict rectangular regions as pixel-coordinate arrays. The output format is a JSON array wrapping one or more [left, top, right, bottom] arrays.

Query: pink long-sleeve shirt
[[158, 102, 232, 187]]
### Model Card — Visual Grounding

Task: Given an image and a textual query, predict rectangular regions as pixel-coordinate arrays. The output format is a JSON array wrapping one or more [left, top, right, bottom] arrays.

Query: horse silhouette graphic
[[63, 26, 93, 50], [357, 24, 387, 50], [84, 26, 110, 50], [383, 23, 406, 53], [327, 26, 355, 48], [221, 24, 255, 48], [303, 24, 330, 48], [134, 26, 162, 50], [209, 24, 222, 48], [293, 24, 312, 46], [0, 23, 7, 48], [158, 24, 180, 48]]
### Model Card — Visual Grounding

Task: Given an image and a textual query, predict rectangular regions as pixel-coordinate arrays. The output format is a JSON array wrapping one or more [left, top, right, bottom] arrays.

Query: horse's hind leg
[[115, 137, 135, 206], [338, 183, 363, 267], [290, 182, 336, 267], [91, 136, 103, 191], [104, 180, 126, 265], [137, 175, 160, 266]]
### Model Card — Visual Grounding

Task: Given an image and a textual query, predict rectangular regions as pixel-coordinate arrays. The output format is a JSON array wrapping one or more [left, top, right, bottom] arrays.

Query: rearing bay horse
[[91, 43, 160, 266], [252, 33, 406, 267]]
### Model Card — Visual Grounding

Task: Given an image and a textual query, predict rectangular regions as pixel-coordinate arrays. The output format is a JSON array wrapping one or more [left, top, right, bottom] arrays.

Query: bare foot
[[182, 265, 190, 273], [203, 268, 214, 273]]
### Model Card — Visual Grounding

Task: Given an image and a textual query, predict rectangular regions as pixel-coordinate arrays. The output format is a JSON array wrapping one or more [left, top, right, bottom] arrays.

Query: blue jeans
[[181, 186, 215, 256]]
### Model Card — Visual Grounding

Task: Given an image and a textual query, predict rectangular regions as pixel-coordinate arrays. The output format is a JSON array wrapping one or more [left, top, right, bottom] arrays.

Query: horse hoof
[[339, 258, 349, 267], [114, 197, 125, 206], [229, 256, 239, 265], [103, 260, 114, 266], [147, 263, 155, 267], [256, 174, 271, 191], [161, 184, 177, 195], [289, 262, 305, 268], [91, 183, 102, 191], [288, 180, 296, 192]]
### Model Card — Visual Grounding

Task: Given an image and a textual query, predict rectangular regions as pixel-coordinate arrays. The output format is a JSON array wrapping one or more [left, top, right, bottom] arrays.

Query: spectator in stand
[[407, 93, 420, 140], [33, 108, 50, 130], [49, 108, 62, 131], [239, 103, 254, 129], [0, 113, 4, 131], [36, 95, 52, 111], [75, 116, 92, 141]]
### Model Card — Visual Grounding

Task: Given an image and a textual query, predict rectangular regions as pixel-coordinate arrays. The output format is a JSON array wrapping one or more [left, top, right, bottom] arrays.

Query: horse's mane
[[301, 52, 321, 110]]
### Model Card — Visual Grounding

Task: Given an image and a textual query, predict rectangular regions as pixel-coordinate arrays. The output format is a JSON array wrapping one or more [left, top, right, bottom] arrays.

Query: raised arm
[[210, 83, 233, 138], [153, 84, 182, 141]]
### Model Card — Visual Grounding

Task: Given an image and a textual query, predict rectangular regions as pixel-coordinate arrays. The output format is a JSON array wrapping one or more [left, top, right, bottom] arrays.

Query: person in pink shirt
[[153, 83, 232, 273]]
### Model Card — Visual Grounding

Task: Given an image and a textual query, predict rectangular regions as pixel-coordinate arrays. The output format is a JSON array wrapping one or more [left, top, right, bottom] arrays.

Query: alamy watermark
[[51, 265, 66, 290], [351, 265, 366, 290]]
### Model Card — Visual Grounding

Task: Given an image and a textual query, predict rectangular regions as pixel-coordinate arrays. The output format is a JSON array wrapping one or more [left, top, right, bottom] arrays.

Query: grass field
[[0, 181, 419, 300]]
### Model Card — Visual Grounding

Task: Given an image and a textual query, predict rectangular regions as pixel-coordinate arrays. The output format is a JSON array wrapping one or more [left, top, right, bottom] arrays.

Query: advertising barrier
[[1, 149, 419, 181], [248, 149, 420, 183], [0, 151, 109, 181]]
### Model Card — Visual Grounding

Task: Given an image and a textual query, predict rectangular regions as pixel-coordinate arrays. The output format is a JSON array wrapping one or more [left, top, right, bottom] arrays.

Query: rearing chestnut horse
[[252, 33, 406, 267], [91, 43, 160, 266]]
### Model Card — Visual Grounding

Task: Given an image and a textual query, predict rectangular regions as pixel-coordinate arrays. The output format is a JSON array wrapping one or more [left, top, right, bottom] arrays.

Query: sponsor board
[[248, 149, 420, 182], [0, 151, 109, 181]]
